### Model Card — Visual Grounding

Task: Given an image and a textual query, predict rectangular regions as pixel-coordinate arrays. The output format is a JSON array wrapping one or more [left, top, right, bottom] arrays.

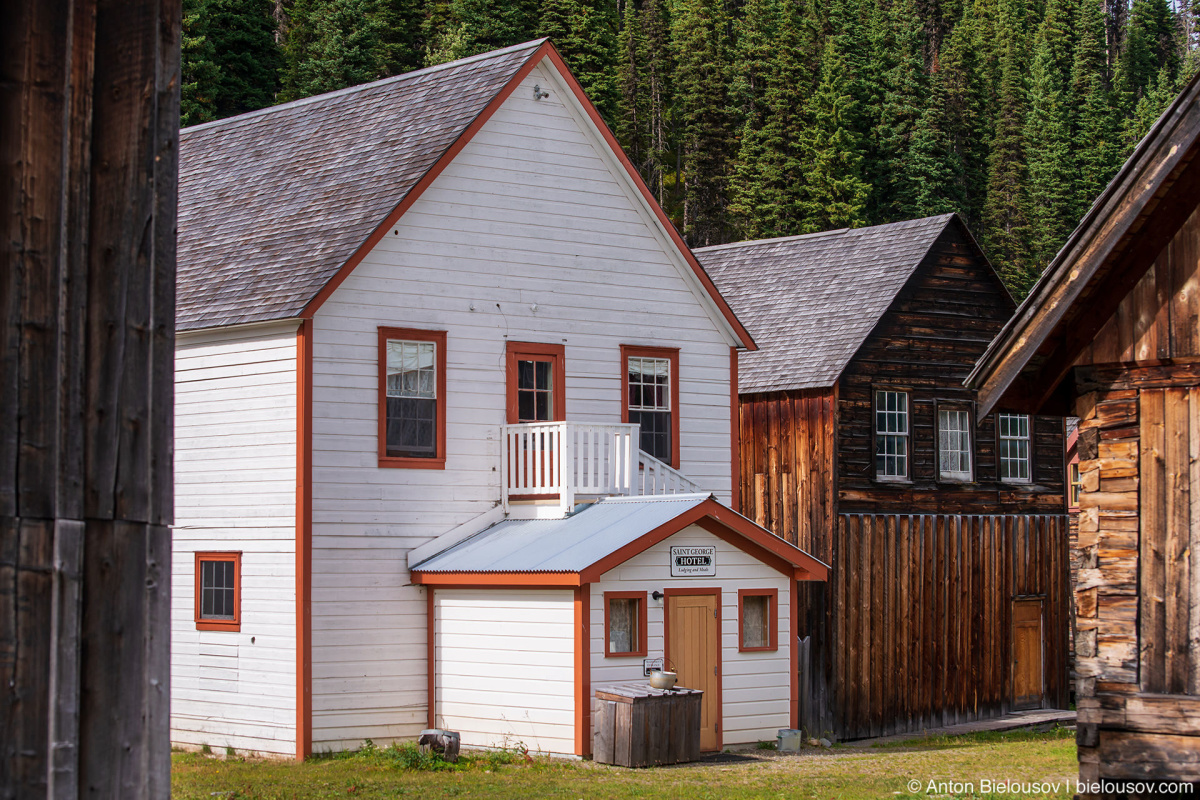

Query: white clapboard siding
[[590, 525, 792, 746], [433, 589, 576, 755], [308, 59, 735, 749], [172, 322, 299, 756]]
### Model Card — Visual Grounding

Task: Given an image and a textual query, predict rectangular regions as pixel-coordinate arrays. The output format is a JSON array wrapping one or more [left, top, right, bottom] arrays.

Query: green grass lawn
[[172, 727, 1077, 800]]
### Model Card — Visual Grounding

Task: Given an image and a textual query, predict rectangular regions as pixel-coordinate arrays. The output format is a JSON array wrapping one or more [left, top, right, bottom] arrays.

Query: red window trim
[[505, 341, 566, 424], [378, 327, 447, 469], [603, 590, 648, 658], [620, 344, 681, 469], [737, 588, 778, 652], [195, 551, 242, 632]]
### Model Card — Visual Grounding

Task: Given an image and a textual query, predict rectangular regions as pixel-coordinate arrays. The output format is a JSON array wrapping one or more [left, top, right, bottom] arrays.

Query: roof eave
[[967, 71, 1200, 416]]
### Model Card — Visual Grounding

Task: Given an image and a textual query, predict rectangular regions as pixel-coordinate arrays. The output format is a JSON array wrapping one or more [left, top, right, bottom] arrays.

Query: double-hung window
[[195, 552, 241, 631], [622, 346, 680, 467], [875, 389, 909, 480], [379, 327, 446, 468], [938, 406, 973, 481], [998, 412, 1032, 483]]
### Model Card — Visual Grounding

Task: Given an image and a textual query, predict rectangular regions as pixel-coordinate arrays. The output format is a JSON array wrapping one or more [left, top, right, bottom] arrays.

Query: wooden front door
[[666, 590, 720, 750], [1013, 599, 1043, 710]]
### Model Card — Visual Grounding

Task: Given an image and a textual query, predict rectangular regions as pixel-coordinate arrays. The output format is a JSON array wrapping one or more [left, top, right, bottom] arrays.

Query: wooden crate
[[592, 683, 702, 767]]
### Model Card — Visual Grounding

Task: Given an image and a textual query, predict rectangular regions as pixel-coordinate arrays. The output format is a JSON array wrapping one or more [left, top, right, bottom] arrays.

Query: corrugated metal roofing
[[694, 215, 956, 393], [411, 494, 712, 573], [176, 40, 544, 332]]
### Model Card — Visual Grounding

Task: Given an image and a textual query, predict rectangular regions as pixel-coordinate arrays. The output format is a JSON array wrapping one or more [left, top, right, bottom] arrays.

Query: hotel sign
[[670, 545, 716, 577]]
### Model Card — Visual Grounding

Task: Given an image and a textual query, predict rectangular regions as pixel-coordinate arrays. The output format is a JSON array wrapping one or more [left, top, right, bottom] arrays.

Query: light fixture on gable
[[533, 84, 549, 100]]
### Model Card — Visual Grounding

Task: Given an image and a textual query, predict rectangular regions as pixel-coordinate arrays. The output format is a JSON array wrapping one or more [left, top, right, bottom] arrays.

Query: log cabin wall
[[837, 224, 1065, 515], [1070, 212, 1200, 781]]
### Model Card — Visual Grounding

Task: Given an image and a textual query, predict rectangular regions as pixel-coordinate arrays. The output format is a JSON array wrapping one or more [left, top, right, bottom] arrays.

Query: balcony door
[[505, 342, 566, 424]]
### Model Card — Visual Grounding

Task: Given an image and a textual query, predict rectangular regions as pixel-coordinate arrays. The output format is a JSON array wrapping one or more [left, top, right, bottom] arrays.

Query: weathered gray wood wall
[[0, 0, 179, 796]]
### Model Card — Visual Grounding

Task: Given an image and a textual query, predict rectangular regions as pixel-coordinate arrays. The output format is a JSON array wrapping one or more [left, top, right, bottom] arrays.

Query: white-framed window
[[938, 407, 973, 481], [379, 327, 446, 468], [998, 412, 1032, 483], [627, 355, 672, 462], [875, 390, 909, 480]]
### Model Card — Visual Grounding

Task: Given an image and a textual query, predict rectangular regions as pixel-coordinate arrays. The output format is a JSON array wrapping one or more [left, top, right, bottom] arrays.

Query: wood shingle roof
[[695, 214, 957, 393], [176, 40, 544, 331]]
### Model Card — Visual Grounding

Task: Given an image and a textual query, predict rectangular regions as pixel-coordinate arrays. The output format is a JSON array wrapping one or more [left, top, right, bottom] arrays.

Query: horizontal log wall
[[798, 513, 1070, 741], [1073, 363, 1200, 784]]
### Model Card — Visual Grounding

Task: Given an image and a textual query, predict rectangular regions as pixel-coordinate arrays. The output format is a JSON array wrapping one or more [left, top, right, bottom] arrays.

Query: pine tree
[[539, 0, 620, 123], [426, 0, 539, 64], [616, 0, 649, 172], [672, 0, 737, 245], [1114, 0, 1180, 110], [1023, 16, 1077, 273], [981, 0, 1034, 295], [205, 0, 282, 118], [181, 0, 221, 126], [377, 0, 427, 74], [868, 0, 930, 223], [1070, 0, 1121, 220], [797, 34, 871, 232], [283, 0, 389, 99], [901, 68, 966, 217]]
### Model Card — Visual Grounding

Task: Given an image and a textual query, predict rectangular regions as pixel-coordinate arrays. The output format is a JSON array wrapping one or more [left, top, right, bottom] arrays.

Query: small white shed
[[411, 494, 828, 756]]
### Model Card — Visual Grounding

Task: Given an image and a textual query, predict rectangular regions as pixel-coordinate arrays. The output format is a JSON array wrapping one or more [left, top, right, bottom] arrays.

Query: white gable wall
[[309, 59, 735, 749], [172, 322, 299, 756], [591, 525, 792, 746]]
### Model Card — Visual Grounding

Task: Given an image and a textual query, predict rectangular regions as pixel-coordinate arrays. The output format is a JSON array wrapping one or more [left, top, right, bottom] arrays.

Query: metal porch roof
[[411, 494, 712, 573]]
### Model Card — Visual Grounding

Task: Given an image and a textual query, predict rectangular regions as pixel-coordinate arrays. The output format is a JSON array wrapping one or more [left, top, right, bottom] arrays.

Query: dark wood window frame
[[871, 385, 912, 483], [604, 590, 648, 657], [737, 588, 778, 652], [620, 344, 681, 468], [934, 399, 976, 484], [505, 341, 566, 424], [995, 411, 1035, 485], [195, 551, 242, 632], [378, 327, 447, 469]]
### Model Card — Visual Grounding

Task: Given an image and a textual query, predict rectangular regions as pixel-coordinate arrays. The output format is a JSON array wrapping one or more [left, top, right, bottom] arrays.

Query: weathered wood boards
[[797, 513, 1070, 740], [593, 684, 702, 767], [0, 0, 178, 796]]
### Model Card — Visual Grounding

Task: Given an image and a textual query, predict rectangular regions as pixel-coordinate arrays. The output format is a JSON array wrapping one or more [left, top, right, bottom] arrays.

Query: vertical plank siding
[[0, 1, 178, 795], [797, 513, 1069, 740]]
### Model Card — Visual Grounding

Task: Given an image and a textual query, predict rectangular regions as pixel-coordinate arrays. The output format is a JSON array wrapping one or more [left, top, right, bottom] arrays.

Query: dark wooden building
[[696, 214, 1070, 740], [969, 76, 1200, 787]]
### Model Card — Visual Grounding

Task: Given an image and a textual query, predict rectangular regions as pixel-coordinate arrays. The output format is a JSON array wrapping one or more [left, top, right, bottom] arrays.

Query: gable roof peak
[[696, 214, 975, 393]]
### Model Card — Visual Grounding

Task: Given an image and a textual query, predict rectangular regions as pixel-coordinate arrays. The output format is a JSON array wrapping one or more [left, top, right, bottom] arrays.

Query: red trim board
[[296, 318, 314, 760]]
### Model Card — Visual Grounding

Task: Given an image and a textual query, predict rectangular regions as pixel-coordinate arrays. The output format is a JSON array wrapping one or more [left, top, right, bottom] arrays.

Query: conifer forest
[[183, 0, 1199, 296]]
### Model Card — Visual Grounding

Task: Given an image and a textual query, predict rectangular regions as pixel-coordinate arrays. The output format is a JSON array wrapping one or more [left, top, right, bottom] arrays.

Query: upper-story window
[[379, 327, 446, 469], [875, 389, 909, 480], [506, 342, 566, 424], [998, 412, 1032, 483], [622, 345, 680, 467], [195, 552, 241, 631], [938, 406, 973, 481]]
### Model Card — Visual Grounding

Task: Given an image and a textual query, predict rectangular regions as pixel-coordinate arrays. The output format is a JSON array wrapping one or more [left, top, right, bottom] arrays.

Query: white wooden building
[[172, 39, 825, 759]]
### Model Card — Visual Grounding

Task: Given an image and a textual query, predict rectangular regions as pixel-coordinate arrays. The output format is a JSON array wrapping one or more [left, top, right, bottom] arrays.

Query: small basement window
[[998, 412, 1032, 483], [738, 589, 778, 651], [938, 407, 973, 481], [605, 591, 647, 657], [195, 552, 241, 631]]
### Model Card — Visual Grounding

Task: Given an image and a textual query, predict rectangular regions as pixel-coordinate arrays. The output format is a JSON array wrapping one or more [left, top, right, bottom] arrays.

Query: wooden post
[[0, 0, 179, 796]]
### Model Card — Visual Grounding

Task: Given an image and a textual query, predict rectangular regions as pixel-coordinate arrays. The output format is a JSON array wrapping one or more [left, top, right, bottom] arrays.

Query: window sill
[[196, 620, 241, 632], [873, 476, 912, 484], [379, 456, 446, 470], [738, 644, 778, 653], [603, 649, 647, 659], [999, 479, 1034, 486]]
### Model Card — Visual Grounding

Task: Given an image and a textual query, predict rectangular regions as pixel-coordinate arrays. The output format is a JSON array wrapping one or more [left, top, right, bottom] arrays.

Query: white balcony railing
[[500, 422, 702, 515]]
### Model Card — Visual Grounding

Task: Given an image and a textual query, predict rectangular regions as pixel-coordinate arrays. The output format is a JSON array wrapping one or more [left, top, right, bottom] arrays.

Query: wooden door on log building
[[1013, 599, 1044, 710]]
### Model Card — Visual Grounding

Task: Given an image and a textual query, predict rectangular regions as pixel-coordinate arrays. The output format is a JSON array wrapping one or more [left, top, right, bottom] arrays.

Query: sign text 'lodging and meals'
[[670, 545, 716, 577]]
